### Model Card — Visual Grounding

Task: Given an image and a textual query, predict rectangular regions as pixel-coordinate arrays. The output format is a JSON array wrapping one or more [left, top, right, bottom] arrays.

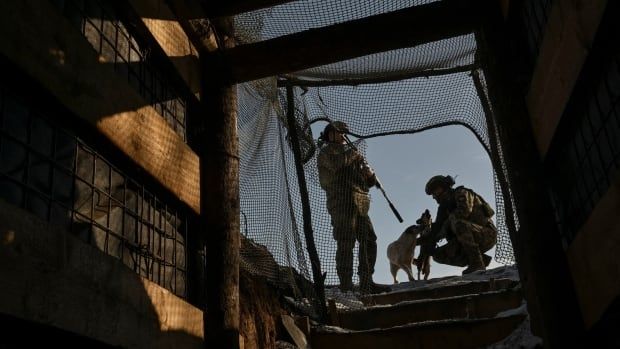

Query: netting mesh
[[234, 1, 516, 315], [235, 0, 439, 43]]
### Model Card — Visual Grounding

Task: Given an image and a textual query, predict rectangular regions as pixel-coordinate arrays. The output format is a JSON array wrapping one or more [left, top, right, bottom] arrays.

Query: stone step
[[311, 313, 527, 349], [361, 278, 519, 306], [336, 287, 522, 331]]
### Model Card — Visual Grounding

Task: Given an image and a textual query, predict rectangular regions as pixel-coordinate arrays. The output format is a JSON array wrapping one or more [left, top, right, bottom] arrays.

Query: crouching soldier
[[418, 175, 497, 274]]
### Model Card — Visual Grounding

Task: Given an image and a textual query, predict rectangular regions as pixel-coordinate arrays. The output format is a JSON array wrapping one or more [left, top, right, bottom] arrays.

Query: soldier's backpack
[[456, 186, 495, 218]]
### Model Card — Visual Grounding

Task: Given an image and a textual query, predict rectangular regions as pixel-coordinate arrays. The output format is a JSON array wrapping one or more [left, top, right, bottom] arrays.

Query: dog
[[387, 209, 432, 283]]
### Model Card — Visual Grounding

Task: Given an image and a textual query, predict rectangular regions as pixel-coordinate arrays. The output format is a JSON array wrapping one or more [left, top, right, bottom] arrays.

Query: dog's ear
[[415, 218, 422, 225], [424, 209, 430, 215]]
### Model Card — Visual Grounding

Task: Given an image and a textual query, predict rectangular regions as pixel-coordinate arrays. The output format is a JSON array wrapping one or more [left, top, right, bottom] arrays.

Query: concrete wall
[[0, 199, 203, 348], [523, 0, 620, 332]]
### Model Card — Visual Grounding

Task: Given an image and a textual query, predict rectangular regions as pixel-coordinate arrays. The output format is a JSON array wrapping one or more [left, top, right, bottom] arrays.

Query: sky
[[360, 125, 503, 284]]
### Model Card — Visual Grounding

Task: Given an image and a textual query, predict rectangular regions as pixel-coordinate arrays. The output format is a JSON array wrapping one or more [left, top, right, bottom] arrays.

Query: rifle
[[341, 134, 404, 223]]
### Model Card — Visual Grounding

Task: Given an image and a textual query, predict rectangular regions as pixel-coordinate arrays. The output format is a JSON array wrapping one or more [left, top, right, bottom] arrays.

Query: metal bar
[[285, 83, 328, 321], [277, 64, 477, 88]]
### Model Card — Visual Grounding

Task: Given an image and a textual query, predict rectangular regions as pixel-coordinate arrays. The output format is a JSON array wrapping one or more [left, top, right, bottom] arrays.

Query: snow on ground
[[322, 265, 521, 311], [390, 264, 520, 293], [324, 287, 365, 310], [485, 315, 542, 348]]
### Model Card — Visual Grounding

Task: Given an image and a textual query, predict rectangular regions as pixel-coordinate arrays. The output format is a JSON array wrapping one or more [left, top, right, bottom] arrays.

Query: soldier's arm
[[360, 160, 377, 187], [453, 188, 475, 219], [317, 153, 335, 190], [418, 206, 446, 255]]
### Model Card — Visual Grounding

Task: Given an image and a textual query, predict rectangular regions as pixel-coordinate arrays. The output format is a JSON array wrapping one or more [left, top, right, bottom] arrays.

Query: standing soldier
[[317, 121, 388, 294], [417, 175, 497, 274]]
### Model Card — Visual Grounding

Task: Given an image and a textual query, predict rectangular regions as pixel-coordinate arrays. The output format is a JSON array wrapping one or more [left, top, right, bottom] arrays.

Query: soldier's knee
[[336, 238, 355, 251], [452, 220, 471, 235]]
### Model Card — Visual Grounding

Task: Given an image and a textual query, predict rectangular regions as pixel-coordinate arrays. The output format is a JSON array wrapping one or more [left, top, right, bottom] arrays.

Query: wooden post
[[285, 83, 329, 321], [199, 17, 241, 349], [476, 5, 584, 348]]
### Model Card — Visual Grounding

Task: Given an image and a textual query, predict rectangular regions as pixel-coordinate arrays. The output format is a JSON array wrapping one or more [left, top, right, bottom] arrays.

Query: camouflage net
[[234, 1, 517, 315]]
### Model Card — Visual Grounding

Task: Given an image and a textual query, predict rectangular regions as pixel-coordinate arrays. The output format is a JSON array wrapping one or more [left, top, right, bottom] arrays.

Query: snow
[[324, 287, 365, 310], [389, 264, 520, 293], [275, 340, 299, 348], [495, 301, 528, 318], [484, 316, 542, 349], [321, 265, 521, 311]]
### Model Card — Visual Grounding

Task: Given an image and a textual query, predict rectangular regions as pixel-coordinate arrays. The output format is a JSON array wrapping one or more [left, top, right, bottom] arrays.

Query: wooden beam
[[166, 0, 220, 52], [478, 4, 585, 347], [128, 0, 202, 98], [526, 0, 608, 158], [202, 0, 295, 18], [208, 0, 482, 83], [199, 18, 242, 349], [0, 0, 201, 213]]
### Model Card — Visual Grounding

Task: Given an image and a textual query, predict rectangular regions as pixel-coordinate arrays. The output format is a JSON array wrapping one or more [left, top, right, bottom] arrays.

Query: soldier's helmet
[[323, 121, 349, 135], [425, 175, 455, 195], [319, 121, 349, 143]]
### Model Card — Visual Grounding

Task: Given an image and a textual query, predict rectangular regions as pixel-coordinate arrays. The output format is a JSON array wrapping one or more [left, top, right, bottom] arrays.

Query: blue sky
[[361, 125, 502, 283]]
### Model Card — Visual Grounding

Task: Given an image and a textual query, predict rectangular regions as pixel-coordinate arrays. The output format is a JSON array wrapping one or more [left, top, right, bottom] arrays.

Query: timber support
[[207, 0, 483, 83], [477, 4, 584, 347], [199, 17, 242, 349]]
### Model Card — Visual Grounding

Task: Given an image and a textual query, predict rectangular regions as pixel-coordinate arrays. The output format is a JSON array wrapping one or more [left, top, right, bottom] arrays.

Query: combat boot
[[462, 246, 486, 275], [359, 275, 390, 294], [339, 279, 353, 292], [482, 254, 492, 267]]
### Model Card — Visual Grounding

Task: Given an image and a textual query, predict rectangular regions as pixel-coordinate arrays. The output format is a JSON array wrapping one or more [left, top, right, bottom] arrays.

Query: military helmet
[[425, 175, 455, 195], [323, 121, 349, 135]]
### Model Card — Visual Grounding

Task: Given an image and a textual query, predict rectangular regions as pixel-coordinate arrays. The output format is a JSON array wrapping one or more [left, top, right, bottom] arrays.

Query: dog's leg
[[414, 258, 421, 280], [422, 255, 431, 280], [390, 263, 399, 284], [403, 264, 415, 282]]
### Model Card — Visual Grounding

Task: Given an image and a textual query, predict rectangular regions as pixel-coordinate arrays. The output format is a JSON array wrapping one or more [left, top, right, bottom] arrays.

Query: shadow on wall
[[0, 198, 203, 348]]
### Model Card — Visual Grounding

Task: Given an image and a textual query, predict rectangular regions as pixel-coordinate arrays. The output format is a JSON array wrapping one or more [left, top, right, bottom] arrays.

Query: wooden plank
[[166, 0, 219, 52], [567, 171, 620, 328], [281, 315, 309, 349], [129, 0, 202, 98], [201, 0, 296, 18], [209, 0, 482, 83], [338, 288, 522, 331], [360, 279, 519, 306], [526, 0, 608, 158], [0, 0, 200, 213], [311, 315, 527, 349]]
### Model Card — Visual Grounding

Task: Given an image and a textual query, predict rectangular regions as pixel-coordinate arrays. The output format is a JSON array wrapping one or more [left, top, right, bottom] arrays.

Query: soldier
[[317, 121, 388, 294], [417, 175, 496, 274]]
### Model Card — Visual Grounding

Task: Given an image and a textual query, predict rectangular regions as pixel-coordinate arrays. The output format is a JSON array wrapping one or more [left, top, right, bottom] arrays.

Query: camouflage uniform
[[317, 142, 377, 290], [421, 185, 497, 271]]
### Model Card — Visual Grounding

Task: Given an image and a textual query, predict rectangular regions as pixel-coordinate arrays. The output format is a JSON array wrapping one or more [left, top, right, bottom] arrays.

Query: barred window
[[0, 86, 189, 298], [547, 44, 620, 246], [54, 0, 188, 141], [520, 0, 553, 70]]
